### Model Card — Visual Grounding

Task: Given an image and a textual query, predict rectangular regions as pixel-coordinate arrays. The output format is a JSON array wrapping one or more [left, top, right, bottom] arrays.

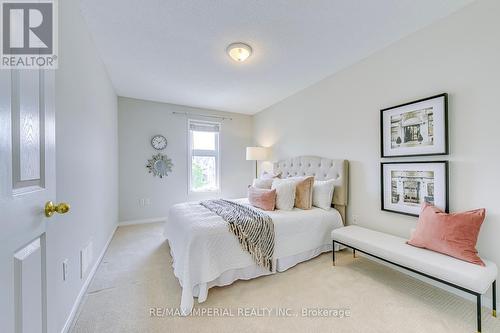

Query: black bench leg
[[353, 248, 356, 258], [493, 280, 497, 318], [332, 240, 335, 266], [477, 294, 482, 333]]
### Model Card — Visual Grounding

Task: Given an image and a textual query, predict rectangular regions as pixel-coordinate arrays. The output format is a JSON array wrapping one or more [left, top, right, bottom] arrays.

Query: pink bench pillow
[[248, 186, 276, 211], [407, 203, 486, 266]]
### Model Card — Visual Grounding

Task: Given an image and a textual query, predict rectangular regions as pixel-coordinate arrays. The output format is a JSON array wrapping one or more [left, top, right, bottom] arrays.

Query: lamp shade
[[246, 147, 270, 161]]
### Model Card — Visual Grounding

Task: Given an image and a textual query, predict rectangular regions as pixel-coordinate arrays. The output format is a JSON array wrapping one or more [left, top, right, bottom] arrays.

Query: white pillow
[[252, 178, 273, 189], [271, 179, 296, 210], [312, 179, 335, 210], [261, 170, 282, 179]]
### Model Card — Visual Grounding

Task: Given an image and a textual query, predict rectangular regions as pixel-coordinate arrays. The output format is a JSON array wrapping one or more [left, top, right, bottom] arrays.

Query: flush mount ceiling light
[[226, 42, 252, 62]]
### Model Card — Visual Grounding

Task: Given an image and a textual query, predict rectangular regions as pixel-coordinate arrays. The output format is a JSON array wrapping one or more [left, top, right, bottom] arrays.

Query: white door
[[0, 68, 62, 333]]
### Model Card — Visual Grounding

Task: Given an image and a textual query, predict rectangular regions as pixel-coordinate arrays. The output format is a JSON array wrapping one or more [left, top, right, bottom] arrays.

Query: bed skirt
[[170, 241, 341, 314]]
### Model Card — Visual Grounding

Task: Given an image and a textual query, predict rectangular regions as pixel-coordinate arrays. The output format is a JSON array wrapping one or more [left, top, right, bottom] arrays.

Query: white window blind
[[189, 122, 220, 133]]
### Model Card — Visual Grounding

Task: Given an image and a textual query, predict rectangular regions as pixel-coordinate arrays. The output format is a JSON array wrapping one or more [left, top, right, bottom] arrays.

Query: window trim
[[188, 119, 221, 193]]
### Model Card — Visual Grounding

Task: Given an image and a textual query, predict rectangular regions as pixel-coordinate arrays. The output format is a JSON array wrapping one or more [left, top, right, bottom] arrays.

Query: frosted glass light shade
[[246, 147, 270, 161], [227, 43, 252, 62]]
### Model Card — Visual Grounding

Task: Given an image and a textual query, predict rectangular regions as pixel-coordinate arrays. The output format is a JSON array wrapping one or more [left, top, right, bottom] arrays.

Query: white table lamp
[[246, 147, 270, 178]]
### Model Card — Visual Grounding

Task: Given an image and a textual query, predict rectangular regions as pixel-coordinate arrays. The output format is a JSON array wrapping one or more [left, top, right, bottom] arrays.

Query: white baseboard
[[357, 252, 495, 310], [118, 217, 167, 226], [61, 224, 118, 333]]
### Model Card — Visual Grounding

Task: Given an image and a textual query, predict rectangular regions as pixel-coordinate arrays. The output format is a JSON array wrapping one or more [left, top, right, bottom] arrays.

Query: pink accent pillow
[[407, 203, 486, 266], [248, 187, 276, 211]]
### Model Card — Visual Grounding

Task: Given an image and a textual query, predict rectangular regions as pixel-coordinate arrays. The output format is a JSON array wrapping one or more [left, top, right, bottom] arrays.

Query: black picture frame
[[381, 161, 449, 217], [380, 93, 448, 158]]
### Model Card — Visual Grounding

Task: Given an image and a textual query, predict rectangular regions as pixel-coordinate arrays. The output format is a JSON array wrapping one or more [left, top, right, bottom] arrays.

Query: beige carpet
[[70, 223, 499, 333]]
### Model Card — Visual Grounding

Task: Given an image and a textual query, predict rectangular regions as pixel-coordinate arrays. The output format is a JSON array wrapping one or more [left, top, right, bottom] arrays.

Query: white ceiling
[[80, 0, 473, 115]]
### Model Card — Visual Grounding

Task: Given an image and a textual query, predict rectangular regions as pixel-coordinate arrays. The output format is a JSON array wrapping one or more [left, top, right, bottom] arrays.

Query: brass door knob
[[45, 201, 70, 218]]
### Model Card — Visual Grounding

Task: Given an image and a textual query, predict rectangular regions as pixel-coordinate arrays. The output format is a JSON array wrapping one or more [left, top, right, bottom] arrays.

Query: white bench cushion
[[332, 226, 497, 294]]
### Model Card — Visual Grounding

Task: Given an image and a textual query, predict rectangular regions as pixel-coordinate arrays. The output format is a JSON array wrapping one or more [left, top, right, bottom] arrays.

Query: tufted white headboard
[[273, 156, 349, 223]]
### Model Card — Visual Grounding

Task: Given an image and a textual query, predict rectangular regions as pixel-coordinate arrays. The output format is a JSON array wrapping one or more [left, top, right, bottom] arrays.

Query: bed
[[164, 156, 349, 314]]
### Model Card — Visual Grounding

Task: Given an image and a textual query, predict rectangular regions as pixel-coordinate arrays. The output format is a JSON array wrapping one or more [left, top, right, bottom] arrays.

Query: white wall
[[48, 0, 118, 332], [118, 97, 253, 222], [254, 0, 499, 302]]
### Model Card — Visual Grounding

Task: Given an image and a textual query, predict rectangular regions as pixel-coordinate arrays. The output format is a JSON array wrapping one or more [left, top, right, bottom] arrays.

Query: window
[[188, 120, 220, 192]]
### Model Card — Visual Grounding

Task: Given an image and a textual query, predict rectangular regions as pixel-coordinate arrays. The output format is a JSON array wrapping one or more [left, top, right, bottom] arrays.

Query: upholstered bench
[[331, 225, 498, 333]]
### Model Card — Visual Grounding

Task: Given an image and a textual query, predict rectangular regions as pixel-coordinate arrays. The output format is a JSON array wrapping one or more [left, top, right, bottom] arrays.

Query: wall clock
[[151, 134, 167, 150]]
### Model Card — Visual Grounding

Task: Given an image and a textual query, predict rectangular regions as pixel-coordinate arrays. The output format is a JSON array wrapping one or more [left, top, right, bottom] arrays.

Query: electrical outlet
[[139, 198, 151, 207], [352, 214, 359, 225], [62, 259, 68, 281]]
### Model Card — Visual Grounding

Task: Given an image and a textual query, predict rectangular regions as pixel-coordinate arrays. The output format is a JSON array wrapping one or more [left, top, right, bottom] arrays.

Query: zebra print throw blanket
[[200, 199, 275, 272]]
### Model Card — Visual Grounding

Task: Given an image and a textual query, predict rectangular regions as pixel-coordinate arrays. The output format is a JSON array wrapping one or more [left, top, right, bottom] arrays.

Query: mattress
[[164, 198, 343, 314]]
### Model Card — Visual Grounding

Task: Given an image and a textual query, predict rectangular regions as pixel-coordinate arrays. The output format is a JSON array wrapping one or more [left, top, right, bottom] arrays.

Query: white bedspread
[[164, 198, 343, 314]]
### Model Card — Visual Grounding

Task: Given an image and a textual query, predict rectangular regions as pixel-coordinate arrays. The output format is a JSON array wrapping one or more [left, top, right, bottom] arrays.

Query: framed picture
[[381, 93, 448, 158], [381, 161, 448, 217]]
